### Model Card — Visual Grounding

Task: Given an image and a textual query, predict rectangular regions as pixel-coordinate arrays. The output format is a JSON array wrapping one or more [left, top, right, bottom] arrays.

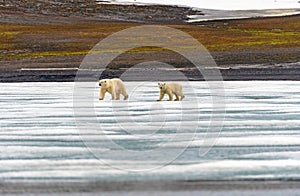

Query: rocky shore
[[1, 64, 300, 82]]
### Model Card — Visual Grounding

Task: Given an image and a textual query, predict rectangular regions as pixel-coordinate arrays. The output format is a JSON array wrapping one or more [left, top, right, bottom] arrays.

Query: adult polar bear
[[99, 78, 128, 100], [157, 82, 185, 101]]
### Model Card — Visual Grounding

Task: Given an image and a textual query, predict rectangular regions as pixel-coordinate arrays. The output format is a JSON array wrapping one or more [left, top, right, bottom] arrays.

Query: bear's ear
[[158, 82, 160, 85], [104, 81, 106, 83]]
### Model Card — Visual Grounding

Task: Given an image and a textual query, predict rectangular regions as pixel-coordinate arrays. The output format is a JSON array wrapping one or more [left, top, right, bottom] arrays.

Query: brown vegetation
[[0, 15, 299, 70]]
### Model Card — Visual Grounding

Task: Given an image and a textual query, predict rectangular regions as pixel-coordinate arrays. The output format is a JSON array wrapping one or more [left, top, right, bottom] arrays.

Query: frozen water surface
[[0, 81, 299, 181]]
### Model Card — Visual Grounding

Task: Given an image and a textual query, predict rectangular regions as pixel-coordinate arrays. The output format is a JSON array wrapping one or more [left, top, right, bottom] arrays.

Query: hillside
[[0, 0, 202, 24], [0, 1, 299, 81]]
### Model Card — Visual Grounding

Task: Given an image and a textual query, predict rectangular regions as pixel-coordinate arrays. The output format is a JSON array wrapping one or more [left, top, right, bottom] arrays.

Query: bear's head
[[158, 82, 166, 90], [99, 79, 109, 88]]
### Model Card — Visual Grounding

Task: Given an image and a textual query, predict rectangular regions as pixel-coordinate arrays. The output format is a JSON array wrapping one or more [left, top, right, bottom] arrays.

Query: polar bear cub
[[157, 82, 185, 101], [99, 78, 128, 100]]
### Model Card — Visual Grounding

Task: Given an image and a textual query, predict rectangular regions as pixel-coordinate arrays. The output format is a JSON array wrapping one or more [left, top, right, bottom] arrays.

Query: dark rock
[[0, 0, 202, 24]]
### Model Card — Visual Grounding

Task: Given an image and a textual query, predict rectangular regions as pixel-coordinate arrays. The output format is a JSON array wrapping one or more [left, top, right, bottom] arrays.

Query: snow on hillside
[[100, 0, 300, 10]]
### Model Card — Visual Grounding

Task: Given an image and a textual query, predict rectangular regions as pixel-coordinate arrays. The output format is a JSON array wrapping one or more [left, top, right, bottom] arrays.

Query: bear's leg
[[174, 94, 179, 101], [178, 91, 185, 100], [123, 93, 128, 100], [109, 87, 116, 100], [99, 89, 106, 100], [116, 93, 120, 100], [122, 91, 129, 100], [111, 92, 116, 100], [168, 93, 173, 101], [181, 94, 185, 100], [157, 91, 164, 101]]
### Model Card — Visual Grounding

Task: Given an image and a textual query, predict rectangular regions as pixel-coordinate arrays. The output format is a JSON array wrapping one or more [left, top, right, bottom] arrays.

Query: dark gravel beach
[[1, 65, 300, 82]]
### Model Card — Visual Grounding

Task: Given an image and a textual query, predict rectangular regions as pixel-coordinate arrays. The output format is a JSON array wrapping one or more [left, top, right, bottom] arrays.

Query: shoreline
[[1, 64, 300, 82]]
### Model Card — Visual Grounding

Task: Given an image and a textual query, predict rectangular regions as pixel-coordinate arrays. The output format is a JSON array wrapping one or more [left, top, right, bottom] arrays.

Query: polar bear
[[157, 82, 185, 101], [99, 78, 128, 100]]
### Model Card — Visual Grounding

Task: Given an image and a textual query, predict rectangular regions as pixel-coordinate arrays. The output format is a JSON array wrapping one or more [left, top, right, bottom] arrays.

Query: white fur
[[157, 82, 185, 101], [99, 78, 128, 100]]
